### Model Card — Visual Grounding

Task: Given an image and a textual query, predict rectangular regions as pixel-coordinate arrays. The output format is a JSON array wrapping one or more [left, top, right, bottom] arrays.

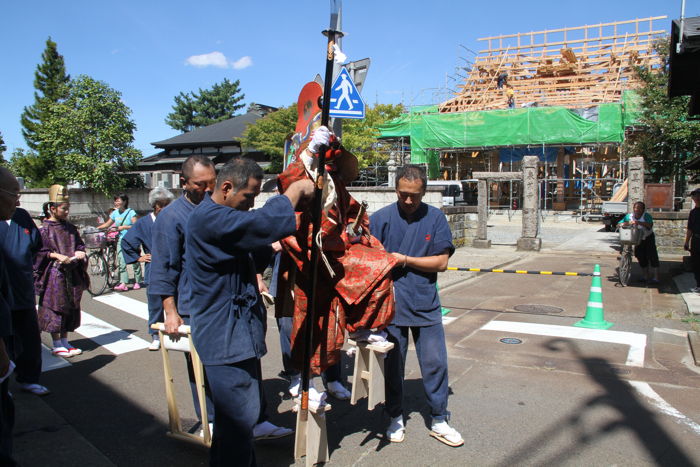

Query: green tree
[[7, 149, 52, 187], [623, 37, 700, 183], [241, 103, 405, 173], [241, 104, 297, 173], [35, 75, 142, 194], [0, 132, 6, 164], [165, 78, 245, 132], [341, 103, 405, 167], [20, 37, 70, 152]]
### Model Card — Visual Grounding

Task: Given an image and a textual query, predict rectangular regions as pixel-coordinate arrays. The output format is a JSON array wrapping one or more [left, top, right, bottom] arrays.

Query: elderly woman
[[121, 187, 175, 350], [97, 193, 142, 291]]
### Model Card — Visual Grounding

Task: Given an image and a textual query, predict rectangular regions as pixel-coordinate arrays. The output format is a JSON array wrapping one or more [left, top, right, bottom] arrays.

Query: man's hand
[[257, 273, 269, 294], [138, 254, 152, 263], [163, 296, 183, 341], [74, 250, 87, 261], [308, 126, 331, 154]]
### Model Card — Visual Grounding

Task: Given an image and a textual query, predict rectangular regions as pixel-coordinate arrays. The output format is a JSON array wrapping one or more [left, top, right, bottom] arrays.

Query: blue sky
[[0, 1, 690, 158]]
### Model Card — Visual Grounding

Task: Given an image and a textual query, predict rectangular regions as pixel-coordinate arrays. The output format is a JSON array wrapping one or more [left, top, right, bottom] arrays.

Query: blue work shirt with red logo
[[370, 202, 454, 326], [0, 208, 42, 310]]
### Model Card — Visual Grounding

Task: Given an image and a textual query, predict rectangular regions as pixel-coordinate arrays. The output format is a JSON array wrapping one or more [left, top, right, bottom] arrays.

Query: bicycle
[[83, 227, 120, 296], [617, 225, 641, 286]]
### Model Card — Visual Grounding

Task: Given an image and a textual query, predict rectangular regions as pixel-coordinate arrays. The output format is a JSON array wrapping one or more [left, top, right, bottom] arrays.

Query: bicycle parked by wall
[[617, 225, 641, 286], [82, 227, 120, 296]]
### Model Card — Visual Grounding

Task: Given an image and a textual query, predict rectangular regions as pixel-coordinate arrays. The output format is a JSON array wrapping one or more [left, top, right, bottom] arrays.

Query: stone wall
[[19, 186, 444, 226], [442, 206, 478, 247], [653, 211, 688, 255]]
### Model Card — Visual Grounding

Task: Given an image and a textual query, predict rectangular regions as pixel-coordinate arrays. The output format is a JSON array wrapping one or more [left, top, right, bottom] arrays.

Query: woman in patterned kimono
[[34, 185, 89, 357]]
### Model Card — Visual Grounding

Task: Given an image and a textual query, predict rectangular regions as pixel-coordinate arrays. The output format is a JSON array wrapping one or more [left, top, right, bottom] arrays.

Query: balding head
[[0, 167, 19, 220]]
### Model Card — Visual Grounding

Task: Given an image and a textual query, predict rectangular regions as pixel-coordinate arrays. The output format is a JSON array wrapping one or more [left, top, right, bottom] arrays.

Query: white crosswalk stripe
[[41, 294, 152, 372], [92, 293, 149, 320], [41, 344, 71, 372], [75, 310, 150, 355]]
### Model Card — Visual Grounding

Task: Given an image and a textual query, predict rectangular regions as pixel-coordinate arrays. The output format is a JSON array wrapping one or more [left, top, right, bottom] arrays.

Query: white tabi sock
[[53, 340, 63, 349], [61, 338, 71, 348]]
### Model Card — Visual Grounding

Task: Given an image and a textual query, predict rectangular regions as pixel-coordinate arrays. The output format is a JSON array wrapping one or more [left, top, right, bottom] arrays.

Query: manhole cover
[[499, 337, 523, 344], [513, 304, 564, 314]]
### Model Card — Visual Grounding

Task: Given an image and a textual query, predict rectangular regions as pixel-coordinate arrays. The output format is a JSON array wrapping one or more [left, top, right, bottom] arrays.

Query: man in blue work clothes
[[185, 158, 314, 466], [0, 167, 20, 465], [0, 173, 48, 396], [149, 154, 218, 428], [370, 164, 464, 447]]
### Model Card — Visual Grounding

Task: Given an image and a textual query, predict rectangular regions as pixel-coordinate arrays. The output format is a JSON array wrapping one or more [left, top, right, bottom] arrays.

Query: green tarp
[[378, 93, 641, 175]]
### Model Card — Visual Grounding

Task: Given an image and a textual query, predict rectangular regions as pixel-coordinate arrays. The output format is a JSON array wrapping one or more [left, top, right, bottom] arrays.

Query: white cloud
[[183, 52, 253, 70], [185, 51, 229, 68], [231, 56, 253, 70]]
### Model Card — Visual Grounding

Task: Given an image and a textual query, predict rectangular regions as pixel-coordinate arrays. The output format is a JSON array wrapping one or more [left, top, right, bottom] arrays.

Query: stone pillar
[[473, 179, 491, 248], [517, 156, 542, 251], [627, 157, 644, 212], [387, 152, 397, 188]]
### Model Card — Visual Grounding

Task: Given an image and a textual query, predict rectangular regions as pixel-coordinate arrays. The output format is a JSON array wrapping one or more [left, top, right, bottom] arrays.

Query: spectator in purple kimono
[[34, 185, 90, 358]]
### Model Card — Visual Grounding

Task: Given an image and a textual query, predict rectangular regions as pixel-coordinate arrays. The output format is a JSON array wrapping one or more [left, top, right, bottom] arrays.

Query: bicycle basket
[[83, 231, 107, 249], [619, 227, 642, 246]]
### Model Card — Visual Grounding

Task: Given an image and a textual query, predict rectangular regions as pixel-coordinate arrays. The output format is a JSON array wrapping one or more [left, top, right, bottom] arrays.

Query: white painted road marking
[[40, 344, 71, 372], [629, 381, 700, 436], [482, 320, 647, 367], [92, 293, 149, 320], [76, 311, 150, 355]]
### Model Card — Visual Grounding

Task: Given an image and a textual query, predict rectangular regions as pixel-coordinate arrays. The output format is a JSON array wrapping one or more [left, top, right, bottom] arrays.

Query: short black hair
[[114, 193, 129, 208], [182, 155, 215, 182], [633, 201, 645, 210], [396, 164, 427, 190], [216, 158, 263, 191]]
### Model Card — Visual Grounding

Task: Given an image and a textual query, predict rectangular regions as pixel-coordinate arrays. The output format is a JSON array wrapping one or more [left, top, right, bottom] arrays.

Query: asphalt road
[[11, 218, 700, 466]]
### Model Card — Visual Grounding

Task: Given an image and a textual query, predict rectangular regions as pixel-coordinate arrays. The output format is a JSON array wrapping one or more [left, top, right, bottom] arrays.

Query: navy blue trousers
[[0, 379, 15, 466], [384, 322, 450, 422], [205, 358, 261, 467], [8, 309, 42, 385], [146, 293, 164, 337]]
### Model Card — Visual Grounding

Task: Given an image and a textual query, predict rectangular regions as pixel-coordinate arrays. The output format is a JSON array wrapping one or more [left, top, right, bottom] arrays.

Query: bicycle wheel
[[87, 252, 108, 296], [619, 248, 632, 286], [106, 245, 120, 288]]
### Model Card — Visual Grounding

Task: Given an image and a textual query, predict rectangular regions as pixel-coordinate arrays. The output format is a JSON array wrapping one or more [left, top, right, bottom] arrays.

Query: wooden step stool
[[294, 397, 332, 466], [348, 339, 394, 409], [151, 323, 212, 447]]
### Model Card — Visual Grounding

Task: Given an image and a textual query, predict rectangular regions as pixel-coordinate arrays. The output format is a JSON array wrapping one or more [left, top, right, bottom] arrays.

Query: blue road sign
[[329, 67, 365, 119]]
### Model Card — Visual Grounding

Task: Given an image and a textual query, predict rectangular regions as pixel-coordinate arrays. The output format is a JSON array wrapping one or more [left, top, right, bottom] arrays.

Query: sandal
[[52, 347, 72, 357]]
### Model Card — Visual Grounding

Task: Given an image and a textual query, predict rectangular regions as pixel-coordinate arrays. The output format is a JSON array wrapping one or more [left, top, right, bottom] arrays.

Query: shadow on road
[[494, 338, 696, 466]]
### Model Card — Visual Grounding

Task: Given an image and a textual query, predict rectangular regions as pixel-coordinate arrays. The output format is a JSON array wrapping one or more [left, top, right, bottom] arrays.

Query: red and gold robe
[[276, 155, 397, 375]]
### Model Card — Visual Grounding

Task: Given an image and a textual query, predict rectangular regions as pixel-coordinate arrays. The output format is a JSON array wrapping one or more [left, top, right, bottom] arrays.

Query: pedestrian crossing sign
[[329, 67, 365, 119]]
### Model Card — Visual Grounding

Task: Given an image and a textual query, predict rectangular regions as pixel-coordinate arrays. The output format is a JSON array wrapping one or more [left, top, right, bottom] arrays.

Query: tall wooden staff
[[299, 0, 342, 422]]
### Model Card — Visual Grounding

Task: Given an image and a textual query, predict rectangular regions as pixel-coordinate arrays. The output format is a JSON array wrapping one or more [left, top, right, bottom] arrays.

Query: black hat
[[690, 188, 700, 196]]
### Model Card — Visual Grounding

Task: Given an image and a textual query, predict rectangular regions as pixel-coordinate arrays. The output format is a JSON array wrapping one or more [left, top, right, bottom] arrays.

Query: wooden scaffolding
[[439, 16, 667, 113]]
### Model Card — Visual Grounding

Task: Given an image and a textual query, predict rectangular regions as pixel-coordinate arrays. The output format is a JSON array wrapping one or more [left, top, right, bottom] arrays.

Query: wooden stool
[[151, 323, 211, 447], [294, 398, 332, 466], [348, 339, 394, 409]]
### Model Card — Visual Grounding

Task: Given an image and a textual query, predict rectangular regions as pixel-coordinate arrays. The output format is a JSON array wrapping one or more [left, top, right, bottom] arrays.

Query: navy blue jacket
[[0, 208, 41, 310], [149, 196, 195, 316], [121, 213, 154, 286], [0, 252, 13, 337], [185, 193, 295, 365], [370, 202, 454, 326]]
